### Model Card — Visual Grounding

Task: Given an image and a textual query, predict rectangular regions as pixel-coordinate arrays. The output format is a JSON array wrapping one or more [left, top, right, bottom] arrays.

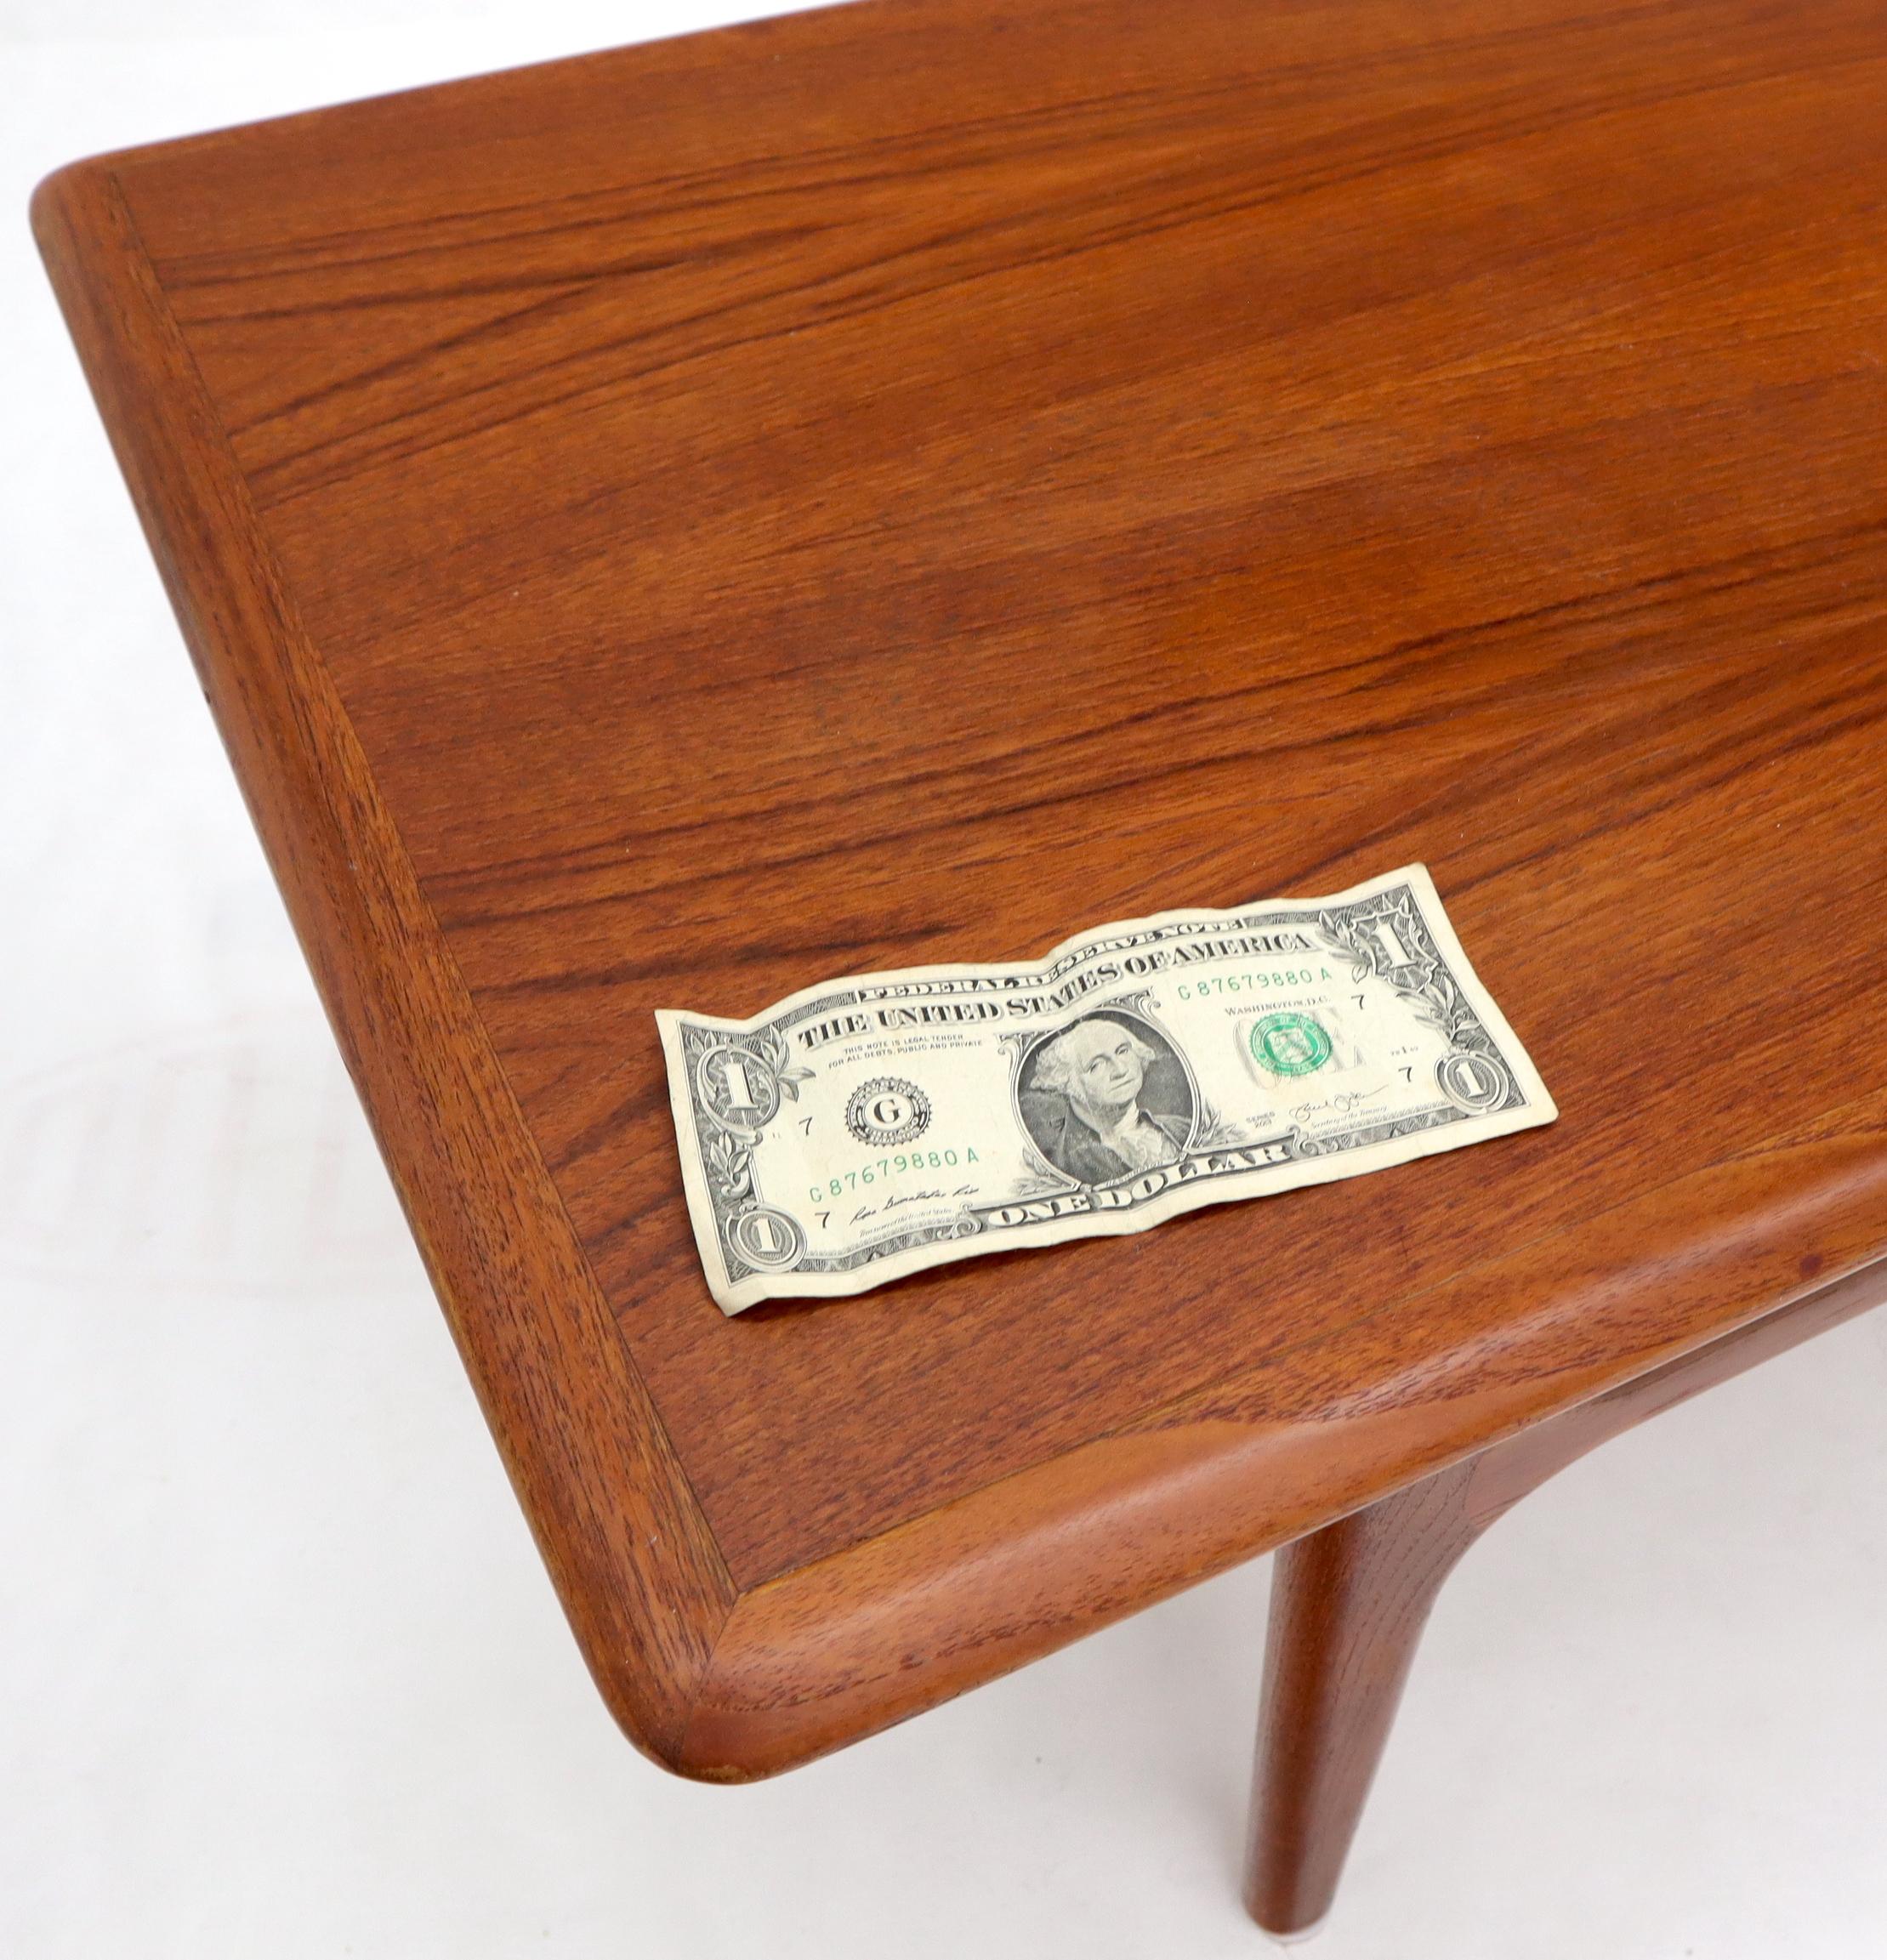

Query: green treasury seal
[[1248, 1011, 1333, 1077]]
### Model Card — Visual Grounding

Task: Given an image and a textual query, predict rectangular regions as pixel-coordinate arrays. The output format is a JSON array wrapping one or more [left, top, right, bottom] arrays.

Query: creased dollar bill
[[657, 866, 1555, 1313]]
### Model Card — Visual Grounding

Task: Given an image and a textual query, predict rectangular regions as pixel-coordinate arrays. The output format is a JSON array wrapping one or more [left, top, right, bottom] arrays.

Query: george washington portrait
[[1018, 1010, 1196, 1187]]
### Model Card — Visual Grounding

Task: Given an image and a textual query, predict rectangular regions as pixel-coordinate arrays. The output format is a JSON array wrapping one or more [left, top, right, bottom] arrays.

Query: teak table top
[[36, 0, 1887, 1778]]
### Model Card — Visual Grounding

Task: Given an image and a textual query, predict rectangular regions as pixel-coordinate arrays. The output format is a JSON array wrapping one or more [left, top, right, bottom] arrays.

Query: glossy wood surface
[[34, 0, 1887, 1778]]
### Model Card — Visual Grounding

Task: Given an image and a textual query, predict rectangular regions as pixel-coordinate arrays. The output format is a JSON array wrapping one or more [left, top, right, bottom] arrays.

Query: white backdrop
[[5, 5, 1887, 1955]]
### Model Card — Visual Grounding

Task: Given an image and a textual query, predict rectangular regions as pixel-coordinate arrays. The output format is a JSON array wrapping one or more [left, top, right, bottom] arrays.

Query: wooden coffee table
[[35, 0, 1887, 1933]]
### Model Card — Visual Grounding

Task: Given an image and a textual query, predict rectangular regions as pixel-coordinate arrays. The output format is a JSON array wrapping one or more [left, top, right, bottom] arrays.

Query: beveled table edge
[[31, 156, 740, 1771]]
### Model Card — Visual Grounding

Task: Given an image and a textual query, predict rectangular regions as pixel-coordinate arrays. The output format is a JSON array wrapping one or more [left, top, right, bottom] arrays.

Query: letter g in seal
[[845, 1077, 932, 1147]]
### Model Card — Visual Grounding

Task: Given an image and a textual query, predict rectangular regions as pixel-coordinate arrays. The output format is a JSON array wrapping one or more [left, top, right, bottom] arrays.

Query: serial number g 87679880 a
[[810, 1147, 982, 1203]]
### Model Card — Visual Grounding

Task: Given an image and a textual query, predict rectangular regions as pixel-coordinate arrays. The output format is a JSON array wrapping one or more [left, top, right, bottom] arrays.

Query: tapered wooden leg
[[1243, 1462, 1483, 1936], [1241, 1261, 1886, 1939]]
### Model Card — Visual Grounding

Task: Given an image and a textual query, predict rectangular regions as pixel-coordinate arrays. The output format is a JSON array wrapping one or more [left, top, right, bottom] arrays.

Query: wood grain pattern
[[33, 0, 1887, 1791]]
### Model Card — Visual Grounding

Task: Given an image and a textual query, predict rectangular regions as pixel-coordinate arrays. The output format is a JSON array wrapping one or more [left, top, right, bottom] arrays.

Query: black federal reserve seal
[[845, 1077, 932, 1147]]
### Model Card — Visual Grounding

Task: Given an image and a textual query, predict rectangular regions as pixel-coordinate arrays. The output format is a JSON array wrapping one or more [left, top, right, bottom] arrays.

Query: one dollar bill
[[657, 866, 1555, 1313]]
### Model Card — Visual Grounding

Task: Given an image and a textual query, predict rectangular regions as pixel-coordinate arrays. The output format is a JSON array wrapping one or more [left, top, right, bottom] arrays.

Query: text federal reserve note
[[657, 866, 1555, 1313]]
